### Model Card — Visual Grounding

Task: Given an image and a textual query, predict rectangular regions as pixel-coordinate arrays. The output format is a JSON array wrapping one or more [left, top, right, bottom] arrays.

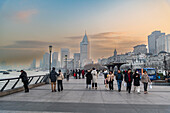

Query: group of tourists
[[19, 67, 151, 94], [85, 68, 151, 94]]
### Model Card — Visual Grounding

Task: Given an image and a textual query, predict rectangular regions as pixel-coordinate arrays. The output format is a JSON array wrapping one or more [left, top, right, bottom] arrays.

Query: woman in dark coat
[[86, 70, 92, 89], [133, 70, 141, 94]]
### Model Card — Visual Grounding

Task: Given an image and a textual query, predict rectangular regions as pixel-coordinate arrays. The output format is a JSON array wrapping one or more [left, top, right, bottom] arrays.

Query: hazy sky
[[0, 0, 170, 65]]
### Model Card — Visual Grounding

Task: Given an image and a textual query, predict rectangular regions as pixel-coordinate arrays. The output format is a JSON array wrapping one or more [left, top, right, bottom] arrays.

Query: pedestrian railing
[[0, 75, 48, 92]]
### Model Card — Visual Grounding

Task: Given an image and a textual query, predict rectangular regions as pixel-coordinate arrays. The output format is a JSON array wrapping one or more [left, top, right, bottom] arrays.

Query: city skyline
[[0, 0, 170, 65]]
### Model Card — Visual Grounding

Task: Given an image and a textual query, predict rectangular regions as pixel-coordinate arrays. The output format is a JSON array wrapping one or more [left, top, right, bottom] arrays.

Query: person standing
[[57, 70, 64, 92], [19, 70, 29, 93], [91, 68, 98, 89], [133, 70, 141, 94], [66, 69, 70, 81], [116, 69, 123, 92], [107, 71, 114, 90], [141, 71, 151, 94], [82, 70, 85, 79], [124, 69, 133, 93], [75, 69, 78, 79], [79, 69, 81, 79], [49, 67, 57, 92], [86, 69, 92, 89]]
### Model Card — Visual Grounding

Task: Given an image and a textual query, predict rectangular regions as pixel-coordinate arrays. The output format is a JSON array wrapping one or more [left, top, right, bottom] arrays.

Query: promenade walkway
[[0, 76, 170, 113]]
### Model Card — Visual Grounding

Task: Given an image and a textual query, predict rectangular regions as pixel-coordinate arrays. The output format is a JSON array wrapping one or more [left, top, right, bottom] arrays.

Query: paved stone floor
[[0, 76, 170, 113]]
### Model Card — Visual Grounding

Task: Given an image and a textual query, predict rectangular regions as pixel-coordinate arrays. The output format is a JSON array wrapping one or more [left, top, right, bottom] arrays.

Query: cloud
[[0, 31, 147, 64], [14, 9, 38, 22]]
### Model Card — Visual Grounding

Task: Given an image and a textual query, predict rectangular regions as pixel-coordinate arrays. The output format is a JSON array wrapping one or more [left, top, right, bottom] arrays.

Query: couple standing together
[[49, 67, 64, 92], [86, 68, 98, 89]]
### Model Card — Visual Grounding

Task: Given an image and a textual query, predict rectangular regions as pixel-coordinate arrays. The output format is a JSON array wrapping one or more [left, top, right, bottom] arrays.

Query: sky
[[0, 0, 170, 65]]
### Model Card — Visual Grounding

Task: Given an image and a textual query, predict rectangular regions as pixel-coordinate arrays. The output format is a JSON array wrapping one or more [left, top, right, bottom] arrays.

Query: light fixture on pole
[[49, 45, 52, 73]]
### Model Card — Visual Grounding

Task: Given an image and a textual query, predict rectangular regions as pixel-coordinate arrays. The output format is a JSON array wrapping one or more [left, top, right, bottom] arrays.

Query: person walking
[[133, 70, 141, 94], [124, 69, 133, 93], [82, 70, 85, 79], [57, 70, 64, 92], [75, 69, 78, 79], [86, 69, 92, 89], [49, 67, 57, 92], [116, 69, 123, 92], [78, 69, 81, 79], [107, 71, 114, 90], [19, 70, 29, 93], [66, 69, 70, 81], [91, 68, 98, 89], [141, 71, 151, 94]]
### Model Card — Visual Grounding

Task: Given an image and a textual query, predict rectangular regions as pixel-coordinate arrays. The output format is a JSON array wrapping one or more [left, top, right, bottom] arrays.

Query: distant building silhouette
[[80, 31, 91, 68], [60, 48, 70, 68]]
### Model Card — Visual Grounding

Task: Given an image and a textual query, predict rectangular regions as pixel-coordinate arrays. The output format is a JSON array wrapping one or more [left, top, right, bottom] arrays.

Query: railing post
[[11, 78, 20, 89], [1, 80, 10, 92], [35, 76, 41, 84], [43, 74, 50, 84], [28, 77, 34, 85]]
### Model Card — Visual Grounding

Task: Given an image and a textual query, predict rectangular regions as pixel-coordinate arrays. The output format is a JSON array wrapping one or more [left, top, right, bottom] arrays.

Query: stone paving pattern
[[0, 76, 170, 113]]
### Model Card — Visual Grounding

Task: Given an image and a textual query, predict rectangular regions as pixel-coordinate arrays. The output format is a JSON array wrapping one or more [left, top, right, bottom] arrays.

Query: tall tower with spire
[[80, 31, 90, 68], [114, 49, 117, 57]]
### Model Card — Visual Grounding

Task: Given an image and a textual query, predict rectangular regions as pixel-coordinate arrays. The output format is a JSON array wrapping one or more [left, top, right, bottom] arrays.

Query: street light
[[65, 55, 67, 70], [49, 45, 52, 73]]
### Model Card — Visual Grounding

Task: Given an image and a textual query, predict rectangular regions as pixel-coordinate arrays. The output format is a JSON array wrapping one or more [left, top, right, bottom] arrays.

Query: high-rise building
[[133, 44, 147, 54], [74, 53, 80, 69], [30, 59, 36, 70], [60, 48, 70, 68], [43, 52, 49, 70], [148, 31, 165, 55], [80, 32, 90, 67], [52, 52, 58, 69], [156, 34, 170, 54], [39, 59, 43, 69]]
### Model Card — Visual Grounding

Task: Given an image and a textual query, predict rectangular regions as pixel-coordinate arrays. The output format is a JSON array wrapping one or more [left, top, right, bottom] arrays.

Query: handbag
[[149, 82, 152, 89]]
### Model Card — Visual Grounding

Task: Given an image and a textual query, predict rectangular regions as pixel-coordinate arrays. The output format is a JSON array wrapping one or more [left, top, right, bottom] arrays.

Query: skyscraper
[[43, 52, 49, 70], [60, 48, 70, 68], [156, 34, 170, 54], [30, 58, 36, 70], [74, 53, 80, 69], [80, 31, 90, 68], [148, 31, 165, 55], [52, 52, 58, 69]]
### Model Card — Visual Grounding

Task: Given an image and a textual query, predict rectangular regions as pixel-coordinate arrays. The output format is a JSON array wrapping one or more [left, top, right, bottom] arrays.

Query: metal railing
[[0, 75, 48, 92]]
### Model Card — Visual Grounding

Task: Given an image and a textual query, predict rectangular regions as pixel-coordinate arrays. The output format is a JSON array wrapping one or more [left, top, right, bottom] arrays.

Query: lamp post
[[65, 55, 68, 70], [49, 45, 52, 73]]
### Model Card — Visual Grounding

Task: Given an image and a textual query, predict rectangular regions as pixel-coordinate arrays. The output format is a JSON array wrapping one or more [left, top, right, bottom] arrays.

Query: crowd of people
[[19, 67, 151, 94], [83, 68, 151, 94]]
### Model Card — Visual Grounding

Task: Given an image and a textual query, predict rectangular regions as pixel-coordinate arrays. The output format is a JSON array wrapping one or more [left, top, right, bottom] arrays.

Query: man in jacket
[[19, 70, 29, 93], [49, 67, 57, 92], [116, 69, 123, 92], [124, 69, 133, 93]]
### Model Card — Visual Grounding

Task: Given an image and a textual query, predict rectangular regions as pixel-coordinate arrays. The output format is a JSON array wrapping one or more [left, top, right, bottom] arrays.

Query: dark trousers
[[92, 83, 97, 88], [109, 81, 113, 90], [127, 82, 132, 93], [23, 81, 29, 92], [144, 83, 148, 91], [57, 80, 63, 92], [67, 75, 69, 81], [117, 80, 122, 91]]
